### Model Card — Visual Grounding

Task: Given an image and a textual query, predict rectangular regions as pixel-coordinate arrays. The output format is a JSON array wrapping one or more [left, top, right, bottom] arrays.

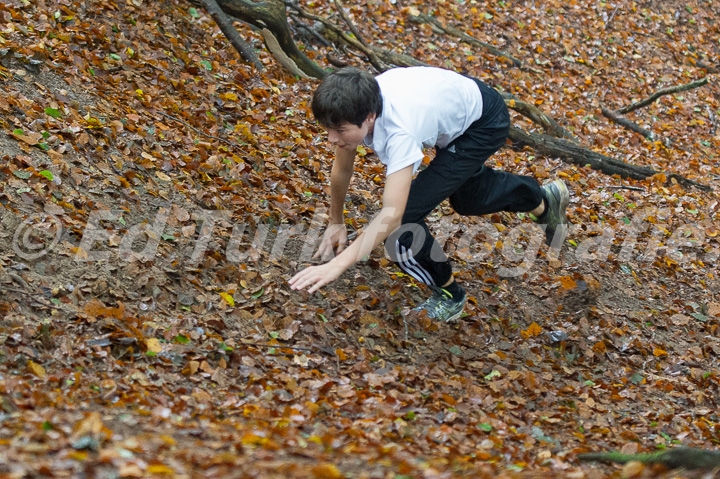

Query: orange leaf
[[592, 341, 607, 353], [335, 348, 347, 361], [559, 276, 577, 290], [311, 463, 342, 479], [653, 348, 668, 357], [526, 322, 543, 337], [147, 464, 174, 475], [28, 360, 46, 379]]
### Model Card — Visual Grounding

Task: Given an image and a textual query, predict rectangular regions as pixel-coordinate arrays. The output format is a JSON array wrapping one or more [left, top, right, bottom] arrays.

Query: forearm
[[329, 147, 355, 224], [330, 207, 402, 270]]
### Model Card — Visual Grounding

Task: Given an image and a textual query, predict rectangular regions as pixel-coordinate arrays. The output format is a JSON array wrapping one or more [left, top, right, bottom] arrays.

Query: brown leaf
[[311, 463, 342, 479], [12, 131, 43, 146]]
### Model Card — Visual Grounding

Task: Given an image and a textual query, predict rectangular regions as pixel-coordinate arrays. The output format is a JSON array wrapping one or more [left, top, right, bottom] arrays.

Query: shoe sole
[[543, 180, 570, 246], [546, 179, 570, 221]]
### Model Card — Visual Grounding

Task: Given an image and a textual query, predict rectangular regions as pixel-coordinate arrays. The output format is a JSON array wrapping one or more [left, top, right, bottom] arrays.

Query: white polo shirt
[[364, 67, 484, 176]]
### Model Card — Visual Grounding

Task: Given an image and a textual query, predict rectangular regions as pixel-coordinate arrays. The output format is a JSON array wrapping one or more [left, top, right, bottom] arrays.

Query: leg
[[449, 166, 544, 216]]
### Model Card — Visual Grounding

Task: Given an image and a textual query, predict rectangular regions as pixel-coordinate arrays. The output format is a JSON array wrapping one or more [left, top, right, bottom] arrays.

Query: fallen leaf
[[28, 360, 46, 379], [311, 463, 342, 479], [146, 338, 163, 353]]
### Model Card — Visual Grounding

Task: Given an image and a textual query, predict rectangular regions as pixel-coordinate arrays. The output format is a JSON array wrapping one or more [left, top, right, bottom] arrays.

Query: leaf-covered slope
[[0, 0, 719, 477]]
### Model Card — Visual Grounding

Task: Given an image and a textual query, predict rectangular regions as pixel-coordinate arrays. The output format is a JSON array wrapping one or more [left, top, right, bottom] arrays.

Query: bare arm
[[329, 146, 355, 224], [314, 146, 356, 259], [330, 166, 412, 269], [290, 165, 413, 293]]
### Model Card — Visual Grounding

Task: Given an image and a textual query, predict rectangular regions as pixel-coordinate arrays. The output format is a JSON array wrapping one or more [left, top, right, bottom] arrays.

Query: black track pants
[[385, 80, 544, 287]]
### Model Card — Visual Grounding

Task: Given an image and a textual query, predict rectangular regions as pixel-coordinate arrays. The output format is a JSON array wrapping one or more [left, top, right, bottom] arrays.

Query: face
[[325, 114, 375, 151]]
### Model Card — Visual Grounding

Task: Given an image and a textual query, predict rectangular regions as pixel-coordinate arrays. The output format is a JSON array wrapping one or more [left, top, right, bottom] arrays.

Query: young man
[[289, 66, 569, 322]]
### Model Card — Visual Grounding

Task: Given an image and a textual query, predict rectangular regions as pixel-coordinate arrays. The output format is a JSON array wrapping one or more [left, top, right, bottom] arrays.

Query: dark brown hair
[[311, 67, 383, 128]]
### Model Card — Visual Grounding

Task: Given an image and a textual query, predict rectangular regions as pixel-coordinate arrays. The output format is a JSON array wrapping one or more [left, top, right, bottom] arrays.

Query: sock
[[530, 197, 548, 222], [442, 280, 465, 302]]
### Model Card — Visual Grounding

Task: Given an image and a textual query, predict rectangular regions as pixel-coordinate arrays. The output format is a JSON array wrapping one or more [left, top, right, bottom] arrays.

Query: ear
[[364, 113, 376, 124]]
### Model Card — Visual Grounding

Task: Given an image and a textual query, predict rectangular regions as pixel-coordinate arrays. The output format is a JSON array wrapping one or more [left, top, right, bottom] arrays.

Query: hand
[[314, 223, 348, 260], [289, 261, 345, 294]]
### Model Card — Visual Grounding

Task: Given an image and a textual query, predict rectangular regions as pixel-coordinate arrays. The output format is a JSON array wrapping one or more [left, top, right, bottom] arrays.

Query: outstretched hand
[[289, 261, 345, 294], [289, 224, 350, 294]]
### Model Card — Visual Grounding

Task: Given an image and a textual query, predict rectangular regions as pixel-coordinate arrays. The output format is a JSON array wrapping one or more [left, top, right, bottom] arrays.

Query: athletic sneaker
[[534, 179, 570, 247], [412, 286, 467, 322]]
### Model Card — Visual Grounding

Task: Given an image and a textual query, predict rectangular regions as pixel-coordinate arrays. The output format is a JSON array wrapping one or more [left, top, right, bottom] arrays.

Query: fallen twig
[[604, 185, 645, 191], [618, 77, 709, 114], [153, 110, 238, 147], [239, 340, 334, 356], [601, 107, 656, 141]]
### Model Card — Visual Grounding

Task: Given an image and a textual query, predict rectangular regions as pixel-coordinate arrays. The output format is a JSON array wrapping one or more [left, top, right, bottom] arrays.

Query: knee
[[384, 226, 426, 262], [449, 196, 472, 215]]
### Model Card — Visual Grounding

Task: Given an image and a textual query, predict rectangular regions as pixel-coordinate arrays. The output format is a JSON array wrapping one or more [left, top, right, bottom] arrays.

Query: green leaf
[[484, 370, 501, 380], [620, 264, 633, 274], [161, 234, 175, 241], [690, 312, 708, 322], [38, 170, 54, 181], [44, 107, 63, 119], [189, 7, 200, 18], [145, 351, 157, 356], [448, 345, 463, 356], [251, 287, 264, 299], [404, 411, 416, 420], [480, 423, 493, 432], [269, 331, 279, 339], [13, 170, 32, 180], [109, 53, 121, 61], [630, 373, 644, 385], [13, 129, 24, 135], [200, 60, 212, 71], [219, 342, 233, 351], [42, 421, 54, 431], [173, 334, 190, 344]]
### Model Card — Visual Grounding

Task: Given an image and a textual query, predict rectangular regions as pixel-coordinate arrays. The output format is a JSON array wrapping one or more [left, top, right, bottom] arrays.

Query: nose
[[327, 131, 339, 144]]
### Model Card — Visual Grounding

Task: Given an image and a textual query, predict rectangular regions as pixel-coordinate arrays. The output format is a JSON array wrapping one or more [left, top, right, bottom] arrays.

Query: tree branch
[[200, 0, 264, 70], [261, 28, 311, 78], [332, 0, 388, 72], [618, 77, 709, 114], [408, 13, 531, 71], [601, 107, 657, 141], [504, 97, 572, 139], [509, 126, 710, 191]]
